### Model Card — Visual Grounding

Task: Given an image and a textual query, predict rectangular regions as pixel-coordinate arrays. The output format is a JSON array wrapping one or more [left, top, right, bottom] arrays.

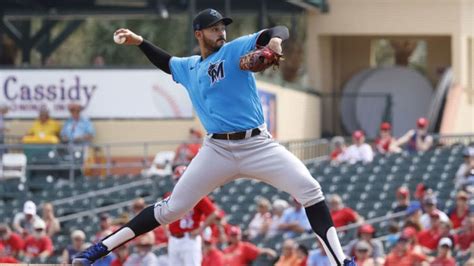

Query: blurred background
[[0, 0, 473, 265]]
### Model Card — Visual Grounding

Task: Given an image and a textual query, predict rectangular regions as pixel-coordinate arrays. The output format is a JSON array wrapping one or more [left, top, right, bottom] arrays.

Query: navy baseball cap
[[193, 9, 232, 31]]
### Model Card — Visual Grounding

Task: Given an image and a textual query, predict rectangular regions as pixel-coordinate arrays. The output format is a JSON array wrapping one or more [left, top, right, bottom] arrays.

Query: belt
[[171, 233, 185, 238], [211, 128, 261, 140]]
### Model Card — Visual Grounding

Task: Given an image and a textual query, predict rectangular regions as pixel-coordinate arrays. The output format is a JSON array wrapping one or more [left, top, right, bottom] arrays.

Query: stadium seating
[[0, 143, 467, 264]]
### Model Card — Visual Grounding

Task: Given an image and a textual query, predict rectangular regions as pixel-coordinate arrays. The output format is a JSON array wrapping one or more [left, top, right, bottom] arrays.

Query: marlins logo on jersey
[[208, 60, 225, 85]]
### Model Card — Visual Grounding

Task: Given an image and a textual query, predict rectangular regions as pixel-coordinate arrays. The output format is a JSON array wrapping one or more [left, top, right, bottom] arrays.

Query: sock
[[305, 201, 346, 266], [102, 205, 160, 251]]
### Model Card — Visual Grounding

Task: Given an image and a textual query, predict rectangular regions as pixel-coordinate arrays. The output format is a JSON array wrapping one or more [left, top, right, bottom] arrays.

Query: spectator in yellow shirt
[[23, 106, 61, 144]]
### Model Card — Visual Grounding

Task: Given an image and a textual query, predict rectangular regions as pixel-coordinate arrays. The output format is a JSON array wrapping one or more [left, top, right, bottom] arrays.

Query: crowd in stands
[[1, 114, 474, 265]]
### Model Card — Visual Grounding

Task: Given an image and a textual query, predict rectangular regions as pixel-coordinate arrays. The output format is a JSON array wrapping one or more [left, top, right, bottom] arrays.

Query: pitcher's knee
[[152, 197, 187, 225], [297, 180, 325, 207]]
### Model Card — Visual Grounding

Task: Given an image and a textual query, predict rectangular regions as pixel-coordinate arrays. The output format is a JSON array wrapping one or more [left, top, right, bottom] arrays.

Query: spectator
[[61, 230, 86, 264], [209, 209, 233, 246], [404, 201, 424, 231], [94, 213, 117, 243], [295, 244, 309, 266], [0, 223, 24, 258], [384, 235, 427, 266], [430, 237, 455, 266], [131, 197, 146, 216], [278, 198, 312, 238], [456, 213, 474, 252], [393, 186, 410, 213], [0, 244, 18, 264], [455, 147, 474, 189], [93, 55, 106, 66], [41, 203, 60, 237], [417, 213, 444, 252], [267, 199, 289, 239], [23, 219, 53, 262], [22, 106, 60, 144], [60, 103, 95, 144], [330, 136, 347, 163], [275, 239, 299, 266], [328, 194, 363, 228], [172, 127, 203, 166], [385, 222, 400, 248], [339, 130, 374, 164], [401, 226, 424, 254], [395, 117, 433, 152], [202, 233, 224, 266], [307, 240, 331, 266], [375, 122, 399, 154], [247, 197, 272, 240], [345, 224, 384, 261], [223, 226, 276, 266], [420, 196, 449, 229], [414, 183, 431, 202], [353, 240, 377, 266], [448, 190, 471, 229], [13, 200, 43, 237], [124, 232, 158, 266], [110, 244, 129, 266]]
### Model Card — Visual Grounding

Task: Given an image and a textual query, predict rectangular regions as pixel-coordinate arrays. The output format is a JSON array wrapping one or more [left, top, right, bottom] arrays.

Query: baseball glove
[[239, 46, 283, 72]]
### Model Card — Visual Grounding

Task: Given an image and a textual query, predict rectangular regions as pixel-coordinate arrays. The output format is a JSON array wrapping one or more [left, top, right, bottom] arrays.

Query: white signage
[[0, 69, 193, 119]]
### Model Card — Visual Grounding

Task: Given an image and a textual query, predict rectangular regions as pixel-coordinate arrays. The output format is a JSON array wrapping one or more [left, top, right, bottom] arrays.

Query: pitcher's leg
[[240, 140, 347, 266]]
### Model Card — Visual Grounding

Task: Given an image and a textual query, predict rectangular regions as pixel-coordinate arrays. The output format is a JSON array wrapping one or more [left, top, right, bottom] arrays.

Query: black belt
[[212, 128, 261, 140]]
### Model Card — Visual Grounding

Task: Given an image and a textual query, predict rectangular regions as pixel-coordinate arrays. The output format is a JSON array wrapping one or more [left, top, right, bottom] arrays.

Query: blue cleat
[[72, 242, 109, 266], [343, 257, 357, 266]]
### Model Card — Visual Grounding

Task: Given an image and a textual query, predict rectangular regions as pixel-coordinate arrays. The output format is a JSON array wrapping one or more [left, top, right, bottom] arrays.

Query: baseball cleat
[[72, 242, 109, 265], [343, 257, 357, 266]]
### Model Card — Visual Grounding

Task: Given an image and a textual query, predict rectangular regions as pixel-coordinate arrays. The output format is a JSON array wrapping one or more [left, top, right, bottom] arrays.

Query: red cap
[[402, 227, 417, 238], [397, 187, 409, 197], [417, 117, 428, 128], [353, 130, 365, 140], [380, 122, 391, 131], [358, 224, 375, 234], [173, 165, 187, 180], [415, 183, 426, 199], [229, 226, 241, 236]]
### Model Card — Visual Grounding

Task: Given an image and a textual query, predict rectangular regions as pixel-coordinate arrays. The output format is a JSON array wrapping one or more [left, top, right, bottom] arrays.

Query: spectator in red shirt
[[209, 209, 233, 246], [0, 243, 18, 264], [448, 190, 470, 229], [384, 236, 427, 266], [172, 127, 203, 166], [430, 237, 455, 266], [23, 219, 53, 262], [393, 186, 410, 213], [202, 233, 225, 266], [110, 244, 129, 266], [61, 230, 86, 264], [328, 194, 363, 228], [375, 122, 399, 154], [166, 165, 219, 266], [223, 226, 276, 266], [456, 213, 474, 251], [0, 223, 24, 258], [417, 212, 443, 251]]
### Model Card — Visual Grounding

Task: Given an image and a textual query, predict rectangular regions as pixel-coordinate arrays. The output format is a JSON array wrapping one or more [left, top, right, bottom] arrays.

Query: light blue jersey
[[169, 32, 264, 134]]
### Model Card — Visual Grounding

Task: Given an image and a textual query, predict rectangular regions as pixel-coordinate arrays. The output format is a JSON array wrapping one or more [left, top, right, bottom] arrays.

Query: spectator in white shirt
[[267, 199, 289, 239], [13, 201, 44, 238], [247, 197, 272, 240], [420, 196, 449, 229], [338, 131, 374, 164], [455, 147, 474, 189]]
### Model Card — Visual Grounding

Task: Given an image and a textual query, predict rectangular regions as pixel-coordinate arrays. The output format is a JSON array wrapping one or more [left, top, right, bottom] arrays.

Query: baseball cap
[[380, 122, 391, 131], [397, 187, 409, 198], [71, 230, 86, 240], [193, 9, 233, 31], [358, 224, 375, 234], [229, 226, 241, 236], [423, 196, 437, 206], [352, 130, 364, 140], [23, 201, 37, 216], [438, 237, 453, 248], [417, 117, 428, 128], [406, 201, 422, 215], [415, 183, 427, 199]]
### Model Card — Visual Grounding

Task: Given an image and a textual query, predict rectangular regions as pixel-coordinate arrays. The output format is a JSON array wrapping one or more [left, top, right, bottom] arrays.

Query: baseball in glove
[[239, 46, 283, 72]]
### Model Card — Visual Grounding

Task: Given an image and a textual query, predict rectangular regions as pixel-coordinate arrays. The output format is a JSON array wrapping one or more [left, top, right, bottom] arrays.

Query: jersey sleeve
[[196, 196, 217, 216], [243, 242, 261, 261], [226, 31, 264, 56], [169, 56, 191, 86]]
